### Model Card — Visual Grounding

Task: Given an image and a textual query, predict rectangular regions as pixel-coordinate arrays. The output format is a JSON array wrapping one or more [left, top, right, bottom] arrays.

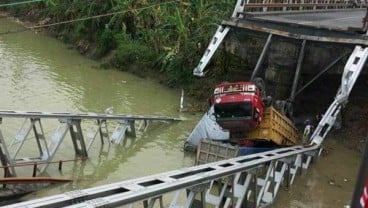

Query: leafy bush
[[3, 0, 235, 87], [94, 29, 117, 58], [112, 34, 157, 70]]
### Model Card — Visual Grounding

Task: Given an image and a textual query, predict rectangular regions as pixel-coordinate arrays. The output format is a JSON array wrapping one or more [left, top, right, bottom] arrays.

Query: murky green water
[[273, 139, 361, 208], [0, 18, 363, 207], [0, 18, 199, 197]]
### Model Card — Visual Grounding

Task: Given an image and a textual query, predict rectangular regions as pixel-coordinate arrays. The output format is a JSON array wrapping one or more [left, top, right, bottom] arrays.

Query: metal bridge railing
[[0, 111, 180, 177], [7, 44, 368, 207], [193, 0, 367, 76], [233, 0, 366, 14], [7, 144, 321, 208]]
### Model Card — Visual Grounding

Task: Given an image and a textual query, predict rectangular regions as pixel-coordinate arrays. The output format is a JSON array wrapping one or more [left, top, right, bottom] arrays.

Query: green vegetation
[[3, 0, 235, 90]]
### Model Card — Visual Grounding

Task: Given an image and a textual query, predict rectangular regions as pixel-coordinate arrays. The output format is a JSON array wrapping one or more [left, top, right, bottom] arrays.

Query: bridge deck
[[254, 9, 367, 31], [223, 9, 368, 45], [0, 110, 181, 121]]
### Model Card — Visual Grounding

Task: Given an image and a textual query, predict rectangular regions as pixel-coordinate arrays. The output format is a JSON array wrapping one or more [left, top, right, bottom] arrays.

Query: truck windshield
[[214, 102, 253, 119]]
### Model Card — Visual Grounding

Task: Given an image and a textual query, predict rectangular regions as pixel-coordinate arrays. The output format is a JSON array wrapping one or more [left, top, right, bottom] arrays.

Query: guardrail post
[[252, 174, 258, 208], [143, 196, 164, 208], [58, 160, 63, 171], [0, 146, 12, 178], [32, 162, 37, 177], [185, 182, 210, 207], [281, 163, 290, 189], [128, 120, 136, 137], [283, 0, 287, 11], [69, 119, 88, 158], [300, 0, 304, 10]]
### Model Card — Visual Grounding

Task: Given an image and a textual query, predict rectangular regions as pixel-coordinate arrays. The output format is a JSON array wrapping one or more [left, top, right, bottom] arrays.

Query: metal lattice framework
[[242, 0, 366, 13], [193, 0, 367, 77], [8, 46, 368, 208], [7, 144, 320, 208], [0, 111, 180, 176]]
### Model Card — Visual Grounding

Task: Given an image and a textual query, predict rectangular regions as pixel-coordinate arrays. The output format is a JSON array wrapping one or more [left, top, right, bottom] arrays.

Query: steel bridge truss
[[242, 0, 366, 13], [0, 111, 179, 176], [10, 44, 367, 207], [193, 0, 367, 77], [311, 46, 368, 145], [7, 144, 320, 208], [4, 6, 368, 205]]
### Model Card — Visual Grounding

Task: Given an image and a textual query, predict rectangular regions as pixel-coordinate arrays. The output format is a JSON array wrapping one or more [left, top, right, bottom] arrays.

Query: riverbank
[[0, 1, 240, 102]]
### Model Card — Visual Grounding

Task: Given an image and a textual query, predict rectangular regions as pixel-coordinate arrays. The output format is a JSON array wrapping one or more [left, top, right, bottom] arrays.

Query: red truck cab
[[213, 82, 264, 133]]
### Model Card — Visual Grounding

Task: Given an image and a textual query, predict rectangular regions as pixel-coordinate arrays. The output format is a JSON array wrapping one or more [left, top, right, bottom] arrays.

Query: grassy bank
[[2, 0, 242, 100]]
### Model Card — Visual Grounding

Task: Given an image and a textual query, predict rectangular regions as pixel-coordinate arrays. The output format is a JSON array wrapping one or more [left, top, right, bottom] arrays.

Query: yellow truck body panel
[[247, 106, 299, 146]]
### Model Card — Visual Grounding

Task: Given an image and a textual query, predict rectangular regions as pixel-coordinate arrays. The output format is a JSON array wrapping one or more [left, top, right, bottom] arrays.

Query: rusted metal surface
[[0, 158, 84, 169], [0, 146, 11, 178], [252, 9, 366, 31], [363, 8, 368, 31], [245, 3, 354, 8], [223, 19, 368, 45], [0, 159, 84, 183], [0, 177, 72, 184], [241, 0, 367, 13]]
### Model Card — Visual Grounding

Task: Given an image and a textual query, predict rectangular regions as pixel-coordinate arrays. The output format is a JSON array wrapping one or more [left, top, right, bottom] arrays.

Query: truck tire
[[252, 77, 266, 99]]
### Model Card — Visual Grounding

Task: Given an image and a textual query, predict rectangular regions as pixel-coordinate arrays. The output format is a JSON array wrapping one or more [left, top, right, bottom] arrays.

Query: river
[[0, 17, 363, 207], [0, 17, 198, 197]]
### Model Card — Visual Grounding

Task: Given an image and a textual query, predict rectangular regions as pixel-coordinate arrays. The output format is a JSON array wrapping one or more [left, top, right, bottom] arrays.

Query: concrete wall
[[223, 29, 364, 99]]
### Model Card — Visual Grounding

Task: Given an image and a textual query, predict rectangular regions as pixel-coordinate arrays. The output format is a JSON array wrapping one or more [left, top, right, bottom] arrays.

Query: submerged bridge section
[[0, 110, 180, 177]]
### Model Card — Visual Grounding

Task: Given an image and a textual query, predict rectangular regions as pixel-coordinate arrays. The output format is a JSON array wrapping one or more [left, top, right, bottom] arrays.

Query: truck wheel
[[274, 100, 293, 118], [285, 102, 294, 118], [253, 77, 266, 99], [263, 96, 273, 107]]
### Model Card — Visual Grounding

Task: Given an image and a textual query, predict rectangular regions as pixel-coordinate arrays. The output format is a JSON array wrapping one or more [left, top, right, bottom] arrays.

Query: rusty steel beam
[[0, 158, 84, 169], [0, 177, 73, 184], [244, 3, 354, 8], [240, 3, 367, 13], [290, 39, 306, 101], [245, 8, 367, 17], [223, 20, 368, 45], [294, 52, 348, 97], [251, 33, 273, 80]]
